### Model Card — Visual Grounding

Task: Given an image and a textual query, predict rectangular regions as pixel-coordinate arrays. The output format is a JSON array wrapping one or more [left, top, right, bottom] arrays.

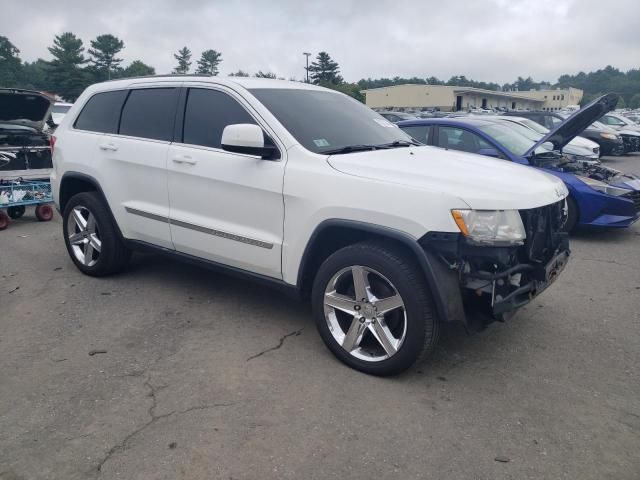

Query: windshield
[[518, 117, 549, 134], [495, 119, 543, 142], [52, 104, 71, 114], [249, 88, 412, 154], [477, 123, 538, 156]]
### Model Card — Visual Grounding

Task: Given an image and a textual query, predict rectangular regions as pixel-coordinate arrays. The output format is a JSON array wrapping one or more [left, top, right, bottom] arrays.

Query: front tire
[[311, 241, 439, 376], [62, 192, 131, 276]]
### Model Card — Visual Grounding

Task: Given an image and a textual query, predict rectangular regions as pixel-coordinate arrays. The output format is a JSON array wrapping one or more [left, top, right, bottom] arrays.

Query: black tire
[[7, 205, 26, 219], [563, 196, 578, 233], [0, 211, 10, 230], [62, 192, 131, 276], [311, 241, 439, 376]]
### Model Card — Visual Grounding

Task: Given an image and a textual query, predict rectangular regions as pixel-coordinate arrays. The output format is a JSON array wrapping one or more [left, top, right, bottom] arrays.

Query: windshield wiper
[[321, 140, 420, 156], [320, 144, 380, 155]]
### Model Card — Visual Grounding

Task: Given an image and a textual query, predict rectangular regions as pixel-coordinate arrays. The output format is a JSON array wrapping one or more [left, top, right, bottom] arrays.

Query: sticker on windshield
[[313, 139, 330, 147], [374, 118, 395, 128]]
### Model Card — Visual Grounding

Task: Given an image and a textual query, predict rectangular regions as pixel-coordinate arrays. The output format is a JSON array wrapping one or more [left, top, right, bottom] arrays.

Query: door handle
[[172, 155, 197, 165], [98, 142, 118, 152]]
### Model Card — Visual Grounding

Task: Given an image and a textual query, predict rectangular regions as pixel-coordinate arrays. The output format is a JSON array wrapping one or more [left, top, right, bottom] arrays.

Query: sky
[[2, 0, 639, 84]]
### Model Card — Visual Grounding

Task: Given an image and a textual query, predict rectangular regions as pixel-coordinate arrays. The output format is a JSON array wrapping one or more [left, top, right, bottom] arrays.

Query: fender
[[296, 219, 459, 323]]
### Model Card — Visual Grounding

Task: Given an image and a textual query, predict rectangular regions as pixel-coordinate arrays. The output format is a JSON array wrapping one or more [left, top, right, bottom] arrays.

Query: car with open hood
[[52, 76, 570, 375], [0, 88, 54, 181], [398, 94, 640, 231]]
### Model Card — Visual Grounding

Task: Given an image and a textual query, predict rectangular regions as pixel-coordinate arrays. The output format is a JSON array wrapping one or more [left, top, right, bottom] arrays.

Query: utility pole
[[303, 52, 311, 83]]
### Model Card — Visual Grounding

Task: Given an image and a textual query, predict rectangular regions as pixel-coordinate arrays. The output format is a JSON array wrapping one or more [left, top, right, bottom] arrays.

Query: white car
[[51, 77, 570, 375], [50, 102, 73, 127]]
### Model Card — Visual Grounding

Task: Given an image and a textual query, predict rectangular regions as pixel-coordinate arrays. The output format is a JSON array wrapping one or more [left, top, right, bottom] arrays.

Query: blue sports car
[[398, 94, 640, 231]]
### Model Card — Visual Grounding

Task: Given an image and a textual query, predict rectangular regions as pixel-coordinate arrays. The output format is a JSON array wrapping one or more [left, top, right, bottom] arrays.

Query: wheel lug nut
[[354, 305, 361, 311], [359, 317, 365, 323]]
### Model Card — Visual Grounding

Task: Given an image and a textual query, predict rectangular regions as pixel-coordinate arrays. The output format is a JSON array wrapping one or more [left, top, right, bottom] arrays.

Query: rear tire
[[0, 211, 10, 230], [35, 204, 54, 221], [62, 192, 131, 276], [311, 241, 439, 376], [7, 205, 25, 219]]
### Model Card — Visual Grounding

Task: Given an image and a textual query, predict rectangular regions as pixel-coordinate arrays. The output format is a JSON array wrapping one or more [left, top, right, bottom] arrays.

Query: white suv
[[51, 77, 570, 375]]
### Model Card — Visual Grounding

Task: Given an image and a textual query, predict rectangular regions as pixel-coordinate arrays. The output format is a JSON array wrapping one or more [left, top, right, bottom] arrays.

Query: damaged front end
[[420, 200, 570, 331]]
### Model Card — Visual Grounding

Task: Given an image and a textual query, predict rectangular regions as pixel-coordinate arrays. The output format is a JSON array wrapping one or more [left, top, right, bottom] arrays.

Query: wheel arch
[[296, 219, 458, 323], [59, 172, 125, 240]]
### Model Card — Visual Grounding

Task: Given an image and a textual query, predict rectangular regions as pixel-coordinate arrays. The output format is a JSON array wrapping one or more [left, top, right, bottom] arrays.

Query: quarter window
[[119, 88, 178, 141], [74, 90, 127, 134], [182, 88, 256, 148]]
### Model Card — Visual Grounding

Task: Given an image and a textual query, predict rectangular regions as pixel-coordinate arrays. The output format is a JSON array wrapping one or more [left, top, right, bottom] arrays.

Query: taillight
[[50, 135, 56, 154]]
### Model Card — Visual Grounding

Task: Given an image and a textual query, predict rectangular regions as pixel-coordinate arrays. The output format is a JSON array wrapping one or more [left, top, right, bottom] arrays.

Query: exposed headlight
[[600, 133, 619, 140], [577, 176, 630, 196], [451, 209, 526, 245]]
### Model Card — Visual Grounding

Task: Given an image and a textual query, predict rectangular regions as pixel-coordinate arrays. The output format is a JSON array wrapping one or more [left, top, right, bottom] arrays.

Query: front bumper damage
[[420, 200, 570, 330]]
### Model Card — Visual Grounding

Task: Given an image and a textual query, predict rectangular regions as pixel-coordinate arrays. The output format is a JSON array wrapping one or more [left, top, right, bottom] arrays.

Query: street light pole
[[303, 52, 311, 83]]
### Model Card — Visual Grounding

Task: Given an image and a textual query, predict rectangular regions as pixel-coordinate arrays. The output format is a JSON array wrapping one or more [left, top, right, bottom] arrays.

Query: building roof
[[362, 83, 544, 102]]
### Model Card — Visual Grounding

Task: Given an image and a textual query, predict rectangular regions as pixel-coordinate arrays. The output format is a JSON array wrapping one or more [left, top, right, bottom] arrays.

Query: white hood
[[328, 146, 568, 210]]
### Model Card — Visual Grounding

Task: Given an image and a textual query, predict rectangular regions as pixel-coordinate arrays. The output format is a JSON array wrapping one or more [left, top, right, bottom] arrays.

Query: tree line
[[1, 32, 639, 108]]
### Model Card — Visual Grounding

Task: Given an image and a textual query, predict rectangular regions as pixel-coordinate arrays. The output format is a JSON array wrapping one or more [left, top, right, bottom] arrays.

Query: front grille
[[519, 200, 567, 263], [623, 190, 640, 214], [621, 135, 640, 153]]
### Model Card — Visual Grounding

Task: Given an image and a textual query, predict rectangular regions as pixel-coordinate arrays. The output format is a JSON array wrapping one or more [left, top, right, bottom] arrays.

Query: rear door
[[96, 84, 179, 248], [167, 85, 285, 278]]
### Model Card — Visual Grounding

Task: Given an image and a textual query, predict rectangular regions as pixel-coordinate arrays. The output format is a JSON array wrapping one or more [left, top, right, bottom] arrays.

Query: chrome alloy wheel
[[67, 206, 101, 267], [323, 265, 407, 362]]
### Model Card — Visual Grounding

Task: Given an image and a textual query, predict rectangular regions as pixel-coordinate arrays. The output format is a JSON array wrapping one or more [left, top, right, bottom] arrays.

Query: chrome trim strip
[[124, 207, 273, 249], [124, 207, 169, 223]]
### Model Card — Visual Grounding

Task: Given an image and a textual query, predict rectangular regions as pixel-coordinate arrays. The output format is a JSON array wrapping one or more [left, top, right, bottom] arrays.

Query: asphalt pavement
[[1, 154, 639, 480]]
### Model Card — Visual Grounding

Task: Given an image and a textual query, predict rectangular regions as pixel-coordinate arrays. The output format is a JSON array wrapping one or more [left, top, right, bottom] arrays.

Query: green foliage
[[122, 60, 155, 78], [173, 46, 192, 74], [629, 93, 640, 109], [254, 71, 276, 78], [617, 96, 626, 109], [229, 70, 249, 77], [321, 81, 364, 102], [195, 49, 222, 75], [308, 52, 343, 85], [0, 36, 22, 87], [47, 32, 90, 101], [20, 59, 49, 90], [88, 34, 124, 81]]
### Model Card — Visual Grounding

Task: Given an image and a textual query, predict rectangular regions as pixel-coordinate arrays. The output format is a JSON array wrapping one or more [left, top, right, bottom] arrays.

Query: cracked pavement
[[1, 154, 639, 480]]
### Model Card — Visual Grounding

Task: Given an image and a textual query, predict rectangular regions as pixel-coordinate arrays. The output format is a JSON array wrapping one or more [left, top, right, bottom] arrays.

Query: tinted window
[[401, 125, 432, 144], [437, 126, 491, 154], [249, 88, 412, 154], [119, 88, 177, 141], [183, 88, 256, 148], [74, 90, 127, 133]]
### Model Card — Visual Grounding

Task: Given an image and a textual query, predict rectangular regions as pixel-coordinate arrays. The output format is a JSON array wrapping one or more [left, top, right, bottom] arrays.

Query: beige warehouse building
[[363, 84, 583, 112]]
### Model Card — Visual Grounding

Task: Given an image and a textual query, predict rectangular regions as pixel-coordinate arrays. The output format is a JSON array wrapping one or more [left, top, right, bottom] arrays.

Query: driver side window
[[436, 126, 492, 154]]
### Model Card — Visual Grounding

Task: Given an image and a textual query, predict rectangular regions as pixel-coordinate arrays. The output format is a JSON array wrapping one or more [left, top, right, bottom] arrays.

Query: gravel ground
[[1, 154, 639, 480]]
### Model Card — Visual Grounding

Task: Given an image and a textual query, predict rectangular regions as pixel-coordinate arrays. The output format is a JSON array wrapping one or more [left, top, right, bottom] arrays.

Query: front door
[[167, 86, 285, 279]]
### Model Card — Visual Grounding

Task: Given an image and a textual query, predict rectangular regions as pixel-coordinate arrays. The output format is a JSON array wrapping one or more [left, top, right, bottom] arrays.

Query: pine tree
[[254, 71, 276, 79], [195, 49, 222, 75], [0, 36, 22, 87], [308, 52, 343, 85], [123, 60, 155, 78], [88, 34, 124, 80], [173, 47, 192, 74], [229, 70, 249, 77], [47, 32, 90, 101]]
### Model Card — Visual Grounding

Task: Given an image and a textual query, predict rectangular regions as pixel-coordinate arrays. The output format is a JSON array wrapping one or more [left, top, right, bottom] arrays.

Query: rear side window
[[182, 88, 256, 148], [74, 90, 127, 133], [119, 88, 178, 141]]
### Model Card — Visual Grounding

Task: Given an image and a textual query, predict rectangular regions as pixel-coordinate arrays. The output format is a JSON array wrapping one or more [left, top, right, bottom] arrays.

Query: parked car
[[50, 101, 73, 127], [492, 115, 600, 162], [504, 110, 626, 156], [52, 76, 571, 375], [376, 110, 417, 123], [398, 94, 640, 231], [0, 88, 54, 180]]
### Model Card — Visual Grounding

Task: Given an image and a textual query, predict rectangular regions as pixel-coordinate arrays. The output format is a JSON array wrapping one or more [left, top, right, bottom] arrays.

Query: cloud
[[2, 0, 639, 83]]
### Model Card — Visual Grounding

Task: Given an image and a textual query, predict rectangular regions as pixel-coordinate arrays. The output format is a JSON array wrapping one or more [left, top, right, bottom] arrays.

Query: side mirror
[[477, 148, 502, 158], [221, 124, 277, 160]]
